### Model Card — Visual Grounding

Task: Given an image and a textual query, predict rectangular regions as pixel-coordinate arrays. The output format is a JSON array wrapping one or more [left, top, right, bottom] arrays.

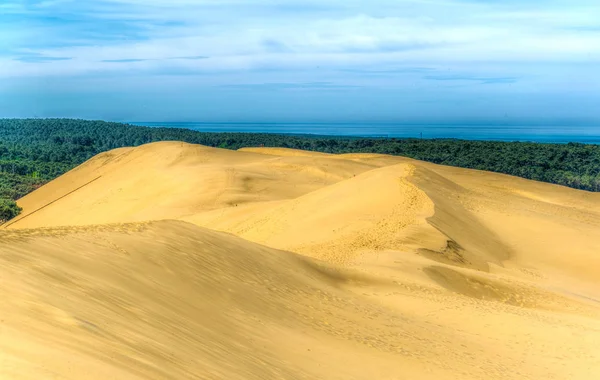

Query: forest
[[1, 118, 599, 220]]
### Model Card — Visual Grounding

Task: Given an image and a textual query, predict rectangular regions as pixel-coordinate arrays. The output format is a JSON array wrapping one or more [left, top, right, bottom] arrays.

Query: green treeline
[[1, 118, 599, 218], [0, 198, 22, 223]]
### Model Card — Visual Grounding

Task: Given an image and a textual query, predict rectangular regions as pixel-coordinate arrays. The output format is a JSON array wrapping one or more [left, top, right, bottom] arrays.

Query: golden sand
[[2, 142, 600, 379]]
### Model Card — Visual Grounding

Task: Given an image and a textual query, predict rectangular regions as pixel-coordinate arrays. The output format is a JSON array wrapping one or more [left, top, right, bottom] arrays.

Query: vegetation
[[0, 198, 22, 223], [0, 118, 599, 214]]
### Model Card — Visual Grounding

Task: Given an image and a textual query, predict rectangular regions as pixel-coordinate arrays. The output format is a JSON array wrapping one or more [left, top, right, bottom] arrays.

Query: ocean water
[[129, 122, 600, 144]]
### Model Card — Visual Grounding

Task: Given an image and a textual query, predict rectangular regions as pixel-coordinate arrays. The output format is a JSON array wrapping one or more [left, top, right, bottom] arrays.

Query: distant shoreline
[[128, 121, 600, 144]]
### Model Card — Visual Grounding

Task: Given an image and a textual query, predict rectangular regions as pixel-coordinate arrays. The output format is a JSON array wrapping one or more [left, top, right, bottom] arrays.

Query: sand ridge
[[2, 142, 600, 379]]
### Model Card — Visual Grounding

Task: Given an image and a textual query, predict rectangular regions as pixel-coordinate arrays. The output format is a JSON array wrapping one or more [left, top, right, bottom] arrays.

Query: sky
[[1, 0, 600, 123]]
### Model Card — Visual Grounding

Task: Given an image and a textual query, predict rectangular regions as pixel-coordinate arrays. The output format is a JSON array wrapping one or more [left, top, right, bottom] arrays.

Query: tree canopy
[[0, 198, 22, 223]]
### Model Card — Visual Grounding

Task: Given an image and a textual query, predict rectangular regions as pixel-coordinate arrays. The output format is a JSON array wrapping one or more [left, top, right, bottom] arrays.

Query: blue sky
[[1, 0, 599, 123]]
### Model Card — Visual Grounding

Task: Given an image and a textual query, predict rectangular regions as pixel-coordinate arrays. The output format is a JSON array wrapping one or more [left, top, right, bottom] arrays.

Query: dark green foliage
[[1, 118, 599, 202], [0, 198, 22, 223]]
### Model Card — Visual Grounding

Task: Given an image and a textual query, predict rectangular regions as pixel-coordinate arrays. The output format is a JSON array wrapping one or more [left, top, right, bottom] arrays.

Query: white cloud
[[1, 0, 599, 84]]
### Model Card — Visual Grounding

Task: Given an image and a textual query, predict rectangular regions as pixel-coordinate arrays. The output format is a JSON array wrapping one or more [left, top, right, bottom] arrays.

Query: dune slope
[[6, 142, 376, 229], [2, 221, 600, 380], [2, 142, 600, 379]]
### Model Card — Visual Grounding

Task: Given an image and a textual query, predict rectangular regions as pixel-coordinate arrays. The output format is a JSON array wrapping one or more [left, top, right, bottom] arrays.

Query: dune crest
[[3, 142, 600, 379]]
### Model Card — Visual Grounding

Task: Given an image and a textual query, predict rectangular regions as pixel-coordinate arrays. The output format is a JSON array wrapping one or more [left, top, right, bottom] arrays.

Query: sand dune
[[187, 162, 440, 264], [7, 142, 376, 229], [2, 142, 600, 379]]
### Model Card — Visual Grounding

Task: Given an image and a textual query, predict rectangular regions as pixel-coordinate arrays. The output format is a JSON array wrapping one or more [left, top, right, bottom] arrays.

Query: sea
[[128, 122, 600, 144]]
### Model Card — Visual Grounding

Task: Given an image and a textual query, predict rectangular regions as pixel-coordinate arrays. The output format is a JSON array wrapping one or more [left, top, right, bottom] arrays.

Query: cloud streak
[[14, 55, 72, 63], [219, 82, 363, 90], [101, 56, 209, 63], [425, 75, 519, 84], [102, 58, 148, 63]]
